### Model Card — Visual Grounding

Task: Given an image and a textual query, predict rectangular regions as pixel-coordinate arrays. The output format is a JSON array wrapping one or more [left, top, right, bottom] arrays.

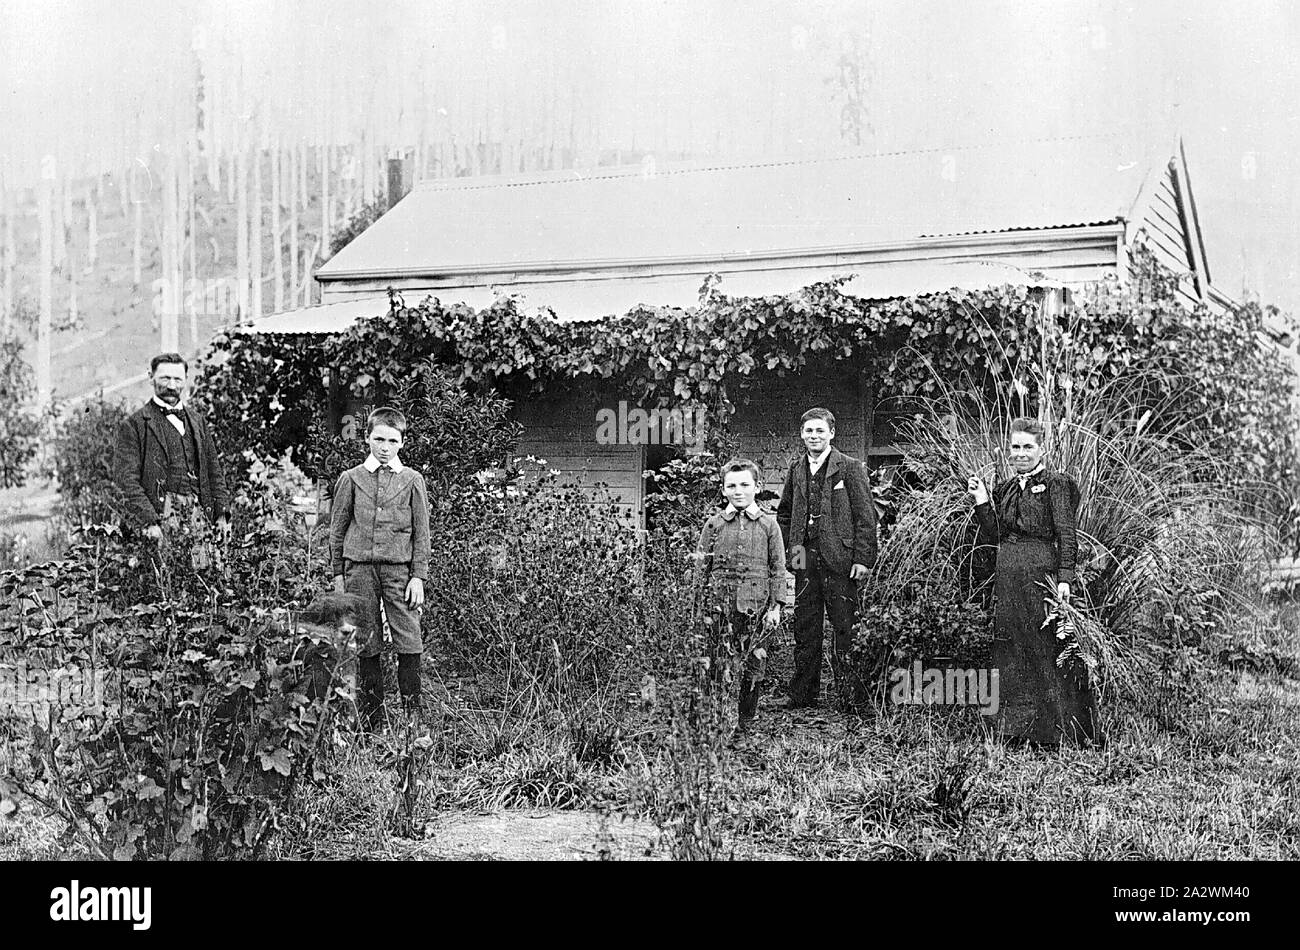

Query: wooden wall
[[730, 364, 869, 501], [510, 384, 644, 523], [504, 365, 879, 523]]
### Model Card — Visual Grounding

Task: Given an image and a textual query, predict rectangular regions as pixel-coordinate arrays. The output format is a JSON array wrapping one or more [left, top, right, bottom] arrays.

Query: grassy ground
[[0, 479, 64, 568], [8, 638, 1293, 861], [8, 168, 297, 403]]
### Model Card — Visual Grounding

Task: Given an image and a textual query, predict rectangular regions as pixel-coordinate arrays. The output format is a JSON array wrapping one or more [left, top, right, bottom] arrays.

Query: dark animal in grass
[[290, 592, 366, 703]]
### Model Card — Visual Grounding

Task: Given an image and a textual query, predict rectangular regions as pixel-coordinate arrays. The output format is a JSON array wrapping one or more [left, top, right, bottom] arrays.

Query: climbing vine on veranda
[[196, 247, 1298, 546]]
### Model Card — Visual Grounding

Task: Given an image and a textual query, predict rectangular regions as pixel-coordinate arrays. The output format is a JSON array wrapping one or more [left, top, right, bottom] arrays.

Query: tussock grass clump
[[874, 343, 1288, 729], [446, 748, 593, 811], [273, 740, 398, 860]]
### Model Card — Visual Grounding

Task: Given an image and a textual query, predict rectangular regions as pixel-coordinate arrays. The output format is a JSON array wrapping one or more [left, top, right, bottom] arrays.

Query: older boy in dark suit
[[775, 407, 878, 708]]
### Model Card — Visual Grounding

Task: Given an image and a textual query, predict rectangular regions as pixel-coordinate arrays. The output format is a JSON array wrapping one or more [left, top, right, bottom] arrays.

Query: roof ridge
[[411, 132, 1137, 194]]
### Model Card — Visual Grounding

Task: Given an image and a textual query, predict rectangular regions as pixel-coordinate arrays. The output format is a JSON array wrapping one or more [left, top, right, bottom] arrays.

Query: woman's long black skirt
[[993, 537, 1098, 745]]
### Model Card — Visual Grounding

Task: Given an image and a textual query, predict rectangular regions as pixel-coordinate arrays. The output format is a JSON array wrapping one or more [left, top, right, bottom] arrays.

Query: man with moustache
[[113, 353, 230, 561], [775, 407, 878, 709]]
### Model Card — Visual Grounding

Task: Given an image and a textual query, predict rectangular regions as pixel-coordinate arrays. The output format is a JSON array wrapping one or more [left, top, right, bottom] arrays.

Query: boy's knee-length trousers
[[343, 561, 424, 656]]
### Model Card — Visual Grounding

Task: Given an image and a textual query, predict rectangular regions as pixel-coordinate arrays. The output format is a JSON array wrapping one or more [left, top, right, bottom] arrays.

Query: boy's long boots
[[738, 674, 760, 723], [358, 655, 384, 732], [397, 653, 423, 716]]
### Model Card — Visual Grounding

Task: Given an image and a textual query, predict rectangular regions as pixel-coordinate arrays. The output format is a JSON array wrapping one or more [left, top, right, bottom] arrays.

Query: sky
[[2, 0, 1298, 312]]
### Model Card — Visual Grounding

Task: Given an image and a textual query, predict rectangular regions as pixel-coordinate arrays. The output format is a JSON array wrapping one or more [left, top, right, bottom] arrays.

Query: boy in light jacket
[[695, 458, 791, 730], [329, 407, 431, 727]]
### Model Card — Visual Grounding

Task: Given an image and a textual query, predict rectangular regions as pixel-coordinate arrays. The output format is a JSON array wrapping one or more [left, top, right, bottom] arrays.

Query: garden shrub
[[0, 334, 42, 489], [51, 395, 129, 528], [642, 427, 740, 543], [300, 357, 523, 513], [0, 531, 34, 572], [0, 436, 355, 859], [0, 523, 347, 859]]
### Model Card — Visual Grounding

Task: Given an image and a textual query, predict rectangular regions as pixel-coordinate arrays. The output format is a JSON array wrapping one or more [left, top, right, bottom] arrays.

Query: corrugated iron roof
[[234, 296, 394, 335], [318, 134, 1165, 280], [242, 260, 1060, 335]]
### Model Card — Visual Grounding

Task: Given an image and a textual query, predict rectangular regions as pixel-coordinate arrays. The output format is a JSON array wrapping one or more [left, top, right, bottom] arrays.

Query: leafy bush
[[0, 523, 348, 859], [300, 357, 523, 515], [51, 396, 129, 527], [0, 531, 34, 571], [643, 447, 735, 544], [0, 431, 355, 859], [858, 597, 992, 668], [1063, 250, 1299, 515], [0, 334, 42, 489], [424, 483, 651, 756]]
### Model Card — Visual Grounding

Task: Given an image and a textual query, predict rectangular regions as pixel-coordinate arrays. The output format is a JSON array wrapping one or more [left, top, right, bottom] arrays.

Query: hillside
[[5, 159, 338, 404]]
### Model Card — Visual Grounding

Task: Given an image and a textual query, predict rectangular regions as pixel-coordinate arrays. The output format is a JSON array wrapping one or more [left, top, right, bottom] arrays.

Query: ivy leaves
[[196, 256, 1297, 552], [204, 281, 1043, 468]]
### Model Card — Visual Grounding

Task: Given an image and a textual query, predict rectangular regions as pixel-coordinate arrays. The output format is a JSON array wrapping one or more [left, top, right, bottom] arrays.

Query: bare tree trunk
[[272, 143, 283, 312], [250, 146, 263, 318], [38, 173, 53, 407], [321, 144, 332, 261], [299, 144, 310, 305], [132, 187, 143, 291], [288, 141, 299, 308], [1, 176, 11, 335], [300, 239, 319, 306], [281, 137, 292, 211], [173, 157, 186, 347], [160, 158, 179, 352], [340, 146, 354, 222], [57, 174, 71, 274], [362, 131, 375, 205], [118, 165, 130, 219], [187, 147, 198, 344], [67, 266, 78, 330], [235, 143, 249, 320], [86, 182, 99, 271], [299, 142, 309, 218], [205, 66, 220, 191]]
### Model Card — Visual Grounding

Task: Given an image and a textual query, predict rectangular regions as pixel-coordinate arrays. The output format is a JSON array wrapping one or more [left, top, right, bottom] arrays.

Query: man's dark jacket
[[776, 445, 878, 577], [112, 400, 230, 527]]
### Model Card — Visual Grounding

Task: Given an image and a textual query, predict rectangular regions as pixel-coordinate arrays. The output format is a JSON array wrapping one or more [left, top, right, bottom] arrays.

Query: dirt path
[[400, 810, 662, 861]]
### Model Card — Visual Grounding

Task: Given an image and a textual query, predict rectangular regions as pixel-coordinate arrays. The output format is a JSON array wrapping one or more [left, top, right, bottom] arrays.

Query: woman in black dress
[[968, 417, 1098, 746]]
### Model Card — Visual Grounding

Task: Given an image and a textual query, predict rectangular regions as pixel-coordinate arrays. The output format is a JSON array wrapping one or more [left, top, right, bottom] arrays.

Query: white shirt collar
[[363, 454, 404, 473], [725, 501, 762, 519], [1016, 463, 1045, 484], [807, 446, 831, 474], [153, 396, 185, 414]]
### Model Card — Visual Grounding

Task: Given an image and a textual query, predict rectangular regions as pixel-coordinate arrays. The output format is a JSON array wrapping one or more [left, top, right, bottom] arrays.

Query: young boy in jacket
[[694, 458, 791, 731], [329, 407, 431, 727]]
